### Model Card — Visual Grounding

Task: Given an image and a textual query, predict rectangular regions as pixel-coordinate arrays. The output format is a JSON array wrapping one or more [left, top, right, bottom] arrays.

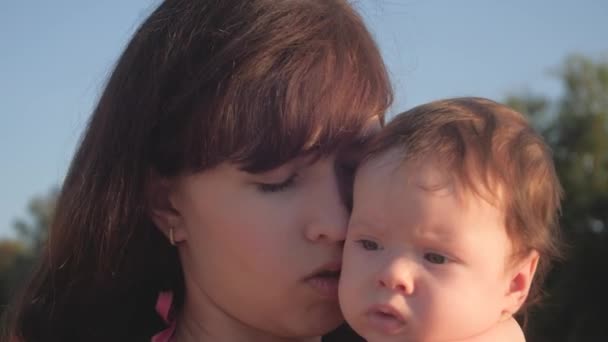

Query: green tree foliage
[[0, 189, 57, 315], [0, 241, 27, 306], [507, 54, 608, 341], [13, 188, 57, 253]]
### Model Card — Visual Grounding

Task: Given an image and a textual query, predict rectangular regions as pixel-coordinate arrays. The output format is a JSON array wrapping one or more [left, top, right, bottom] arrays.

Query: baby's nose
[[377, 260, 414, 295]]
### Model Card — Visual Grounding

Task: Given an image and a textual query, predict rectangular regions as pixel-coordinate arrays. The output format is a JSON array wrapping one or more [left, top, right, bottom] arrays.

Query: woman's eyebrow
[[301, 149, 322, 166]]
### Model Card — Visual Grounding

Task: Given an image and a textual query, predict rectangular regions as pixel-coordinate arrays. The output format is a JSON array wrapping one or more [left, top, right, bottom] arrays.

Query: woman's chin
[[298, 308, 344, 337]]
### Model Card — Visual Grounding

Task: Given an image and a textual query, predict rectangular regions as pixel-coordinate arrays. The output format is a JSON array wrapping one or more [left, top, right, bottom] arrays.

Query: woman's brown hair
[[3, 1, 392, 341]]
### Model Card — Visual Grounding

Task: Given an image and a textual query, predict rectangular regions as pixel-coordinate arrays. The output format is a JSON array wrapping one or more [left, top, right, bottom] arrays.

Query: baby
[[339, 97, 562, 341]]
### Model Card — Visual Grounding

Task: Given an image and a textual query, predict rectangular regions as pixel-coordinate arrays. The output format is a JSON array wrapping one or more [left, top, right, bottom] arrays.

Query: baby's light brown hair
[[363, 97, 563, 314]]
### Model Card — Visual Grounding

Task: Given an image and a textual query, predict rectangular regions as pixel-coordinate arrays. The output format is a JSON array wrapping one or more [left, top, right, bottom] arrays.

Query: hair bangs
[[190, 4, 392, 172]]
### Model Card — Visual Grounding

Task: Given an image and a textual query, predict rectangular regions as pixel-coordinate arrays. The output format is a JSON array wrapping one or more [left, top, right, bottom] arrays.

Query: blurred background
[[1, 0, 606, 340]]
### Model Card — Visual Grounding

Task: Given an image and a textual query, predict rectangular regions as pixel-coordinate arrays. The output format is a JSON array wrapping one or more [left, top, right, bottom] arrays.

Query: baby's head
[[339, 97, 562, 341]]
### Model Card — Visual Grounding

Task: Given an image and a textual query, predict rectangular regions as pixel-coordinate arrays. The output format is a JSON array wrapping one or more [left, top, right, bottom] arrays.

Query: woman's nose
[[304, 160, 349, 244]]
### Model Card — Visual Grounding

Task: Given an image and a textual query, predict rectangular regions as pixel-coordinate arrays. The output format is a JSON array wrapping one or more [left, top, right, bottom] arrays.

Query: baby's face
[[339, 152, 514, 342]]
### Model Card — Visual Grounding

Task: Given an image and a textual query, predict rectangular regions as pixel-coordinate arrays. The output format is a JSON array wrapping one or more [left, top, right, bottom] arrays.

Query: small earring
[[169, 227, 176, 246]]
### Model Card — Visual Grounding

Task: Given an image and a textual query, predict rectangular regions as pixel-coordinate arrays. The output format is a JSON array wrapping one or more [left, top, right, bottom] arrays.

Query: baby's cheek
[[425, 279, 494, 340], [339, 249, 357, 290], [339, 256, 371, 326], [339, 249, 366, 298]]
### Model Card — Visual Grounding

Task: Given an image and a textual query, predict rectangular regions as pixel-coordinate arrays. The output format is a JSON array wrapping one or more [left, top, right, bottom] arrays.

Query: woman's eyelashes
[[257, 173, 298, 193]]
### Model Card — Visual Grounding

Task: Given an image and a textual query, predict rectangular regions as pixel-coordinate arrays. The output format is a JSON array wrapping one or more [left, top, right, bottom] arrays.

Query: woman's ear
[[146, 170, 186, 245], [503, 250, 540, 315]]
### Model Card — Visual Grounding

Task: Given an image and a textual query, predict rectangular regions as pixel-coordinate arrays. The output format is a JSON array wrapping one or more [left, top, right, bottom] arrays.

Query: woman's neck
[[173, 321, 322, 342], [173, 290, 322, 342]]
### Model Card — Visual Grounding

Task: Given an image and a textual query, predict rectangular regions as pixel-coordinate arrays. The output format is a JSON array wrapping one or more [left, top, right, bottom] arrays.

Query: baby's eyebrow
[[349, 216, 387, 236], [412, 225, 459, 244]]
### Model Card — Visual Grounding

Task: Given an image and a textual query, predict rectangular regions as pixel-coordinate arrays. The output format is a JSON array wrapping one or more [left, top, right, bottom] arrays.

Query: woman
[[4, 0, 392, 341]]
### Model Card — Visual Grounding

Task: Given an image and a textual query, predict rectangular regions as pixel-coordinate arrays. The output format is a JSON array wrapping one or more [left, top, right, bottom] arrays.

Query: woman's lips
[[305, 260, 341, 299], [306, 275, 340, 299], [365, 305, 407, 335]]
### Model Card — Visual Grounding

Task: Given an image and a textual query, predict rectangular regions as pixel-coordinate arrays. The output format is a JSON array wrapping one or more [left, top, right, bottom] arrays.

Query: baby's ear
[[503, 250, 539, 315]]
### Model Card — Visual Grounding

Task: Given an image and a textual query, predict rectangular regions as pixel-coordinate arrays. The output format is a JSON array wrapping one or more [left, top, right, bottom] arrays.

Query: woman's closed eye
[[257, 173, 298, 193]]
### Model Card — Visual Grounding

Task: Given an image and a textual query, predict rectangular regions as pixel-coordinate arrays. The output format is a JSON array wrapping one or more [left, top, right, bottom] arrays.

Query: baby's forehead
[[358, 151, 450, 190], [358, 148, 404, 174], [361, 149, 509, 205], [355, 153, 513, 233]]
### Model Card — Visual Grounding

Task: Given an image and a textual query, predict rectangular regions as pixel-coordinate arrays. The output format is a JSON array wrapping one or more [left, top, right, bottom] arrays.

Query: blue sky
[[1, 0, 607, 238]]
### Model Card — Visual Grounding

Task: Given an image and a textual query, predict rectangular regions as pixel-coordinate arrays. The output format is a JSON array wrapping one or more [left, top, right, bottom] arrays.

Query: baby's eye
[[356, 239, 383, 251], [424, 252, 447, 264]]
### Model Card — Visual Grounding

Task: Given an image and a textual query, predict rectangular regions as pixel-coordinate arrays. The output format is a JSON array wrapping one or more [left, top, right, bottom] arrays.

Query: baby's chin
[[463, 318, 525, 342], [356, 328, 499, 342], [351, 324, 415, 342], [419, 319, 525, 342]]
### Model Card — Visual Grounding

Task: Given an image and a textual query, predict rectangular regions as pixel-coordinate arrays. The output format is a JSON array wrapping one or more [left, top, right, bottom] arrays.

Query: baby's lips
[[365, 303, 408, 335]]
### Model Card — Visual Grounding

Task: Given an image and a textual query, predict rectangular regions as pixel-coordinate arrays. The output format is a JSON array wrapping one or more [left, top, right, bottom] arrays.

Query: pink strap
[[151, 291, 176, 342]]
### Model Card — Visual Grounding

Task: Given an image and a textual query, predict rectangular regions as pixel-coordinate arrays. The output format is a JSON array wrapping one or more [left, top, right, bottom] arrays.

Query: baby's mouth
[[366, 305, 407, 335]]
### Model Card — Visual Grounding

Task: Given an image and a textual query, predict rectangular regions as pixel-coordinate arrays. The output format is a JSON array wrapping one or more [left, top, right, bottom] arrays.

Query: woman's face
[[166, 154, 352, 339]]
